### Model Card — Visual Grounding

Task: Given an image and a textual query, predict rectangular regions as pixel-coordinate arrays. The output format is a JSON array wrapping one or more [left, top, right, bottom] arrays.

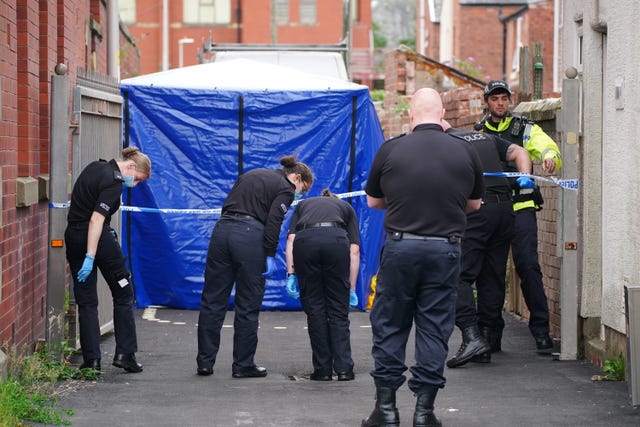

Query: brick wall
[[0, 0, 108, 352]]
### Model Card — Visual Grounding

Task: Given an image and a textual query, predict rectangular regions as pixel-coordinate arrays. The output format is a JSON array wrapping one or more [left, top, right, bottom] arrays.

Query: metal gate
[[46, 68, 122, 349]]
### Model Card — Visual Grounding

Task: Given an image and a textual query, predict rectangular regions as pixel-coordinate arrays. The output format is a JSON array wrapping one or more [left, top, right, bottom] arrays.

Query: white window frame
[[300, 0, 316, 25], [183, 0, 231, 25], [275, 0, 289, 25]]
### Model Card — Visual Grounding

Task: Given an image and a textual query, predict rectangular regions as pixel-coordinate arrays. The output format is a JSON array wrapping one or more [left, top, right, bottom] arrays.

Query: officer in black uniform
[[480, 80, 562, 353], [285, 189, 360, 382], [362, 88, 484, 427], [65, 146, 152, 373], [196, 155, 313, 378], [442, 122, 532, 368]]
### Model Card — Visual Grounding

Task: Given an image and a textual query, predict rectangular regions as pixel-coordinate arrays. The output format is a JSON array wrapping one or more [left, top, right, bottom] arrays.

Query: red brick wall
[[1, 0, 107, 350]]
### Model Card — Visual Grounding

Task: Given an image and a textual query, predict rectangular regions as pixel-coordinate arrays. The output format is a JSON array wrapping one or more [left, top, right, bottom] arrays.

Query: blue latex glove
[[349, 290, 358, 307], [286, 274, 300, 299], [77, 254, 95, 283], [262, 256, 276, 279], [516, 176, 536, 189]]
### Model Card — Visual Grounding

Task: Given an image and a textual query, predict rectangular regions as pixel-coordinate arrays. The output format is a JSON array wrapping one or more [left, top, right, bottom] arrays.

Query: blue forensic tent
[[120, 59, 385, 310]]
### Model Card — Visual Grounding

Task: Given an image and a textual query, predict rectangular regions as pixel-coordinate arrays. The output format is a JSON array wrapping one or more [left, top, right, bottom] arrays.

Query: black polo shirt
[[446, 128, 512, 194], [288, 196, 360, 245], [365, 123, 484, 237], [67, 159, 124, 226], [222, 168, 295, 257]]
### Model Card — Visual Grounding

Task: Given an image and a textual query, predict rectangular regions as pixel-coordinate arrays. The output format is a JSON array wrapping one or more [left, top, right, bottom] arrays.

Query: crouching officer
[[65, 146, 151, 373], [480, 80, 562, 353], [285, 189, 360, 381]]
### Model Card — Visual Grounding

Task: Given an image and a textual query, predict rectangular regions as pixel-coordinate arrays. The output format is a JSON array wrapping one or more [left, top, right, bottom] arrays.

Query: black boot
[[481, 326, 502, 352], [361, 386, 400, 427], [446, 325, 491, 368], [413, 386, 442, 427]]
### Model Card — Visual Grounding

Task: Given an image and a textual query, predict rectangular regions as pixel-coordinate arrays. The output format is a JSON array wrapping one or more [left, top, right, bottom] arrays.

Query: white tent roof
[[121, 59, 365, 91]]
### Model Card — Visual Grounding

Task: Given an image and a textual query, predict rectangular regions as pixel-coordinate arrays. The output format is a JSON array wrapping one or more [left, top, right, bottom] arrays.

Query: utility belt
[[221, 212, 261, 222], [388, 231, 461, 244], [512, 186, 544, 211], [296, 221, 346, 232]]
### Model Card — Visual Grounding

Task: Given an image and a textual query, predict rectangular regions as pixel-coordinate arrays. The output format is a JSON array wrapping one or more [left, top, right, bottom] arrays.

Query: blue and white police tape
[[48, 190, 369, 214], [483, 172, 578, 191]]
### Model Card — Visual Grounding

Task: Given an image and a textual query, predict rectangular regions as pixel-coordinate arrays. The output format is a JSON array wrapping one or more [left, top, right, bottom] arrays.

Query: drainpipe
[[162, 0, 169, 71], [107, 0, 119, 78]]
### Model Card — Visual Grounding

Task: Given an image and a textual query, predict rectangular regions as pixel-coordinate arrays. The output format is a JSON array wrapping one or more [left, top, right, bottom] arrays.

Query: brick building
[[0, 1, 129, 355], [119, 0, 375, 86], [418, 0, 558, 96]]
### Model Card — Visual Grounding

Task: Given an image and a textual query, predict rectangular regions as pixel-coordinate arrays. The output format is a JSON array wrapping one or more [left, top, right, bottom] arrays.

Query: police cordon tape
[[48, 190, 369, 214], [483, 172, 579, 190], [48, 176, 577, 214]]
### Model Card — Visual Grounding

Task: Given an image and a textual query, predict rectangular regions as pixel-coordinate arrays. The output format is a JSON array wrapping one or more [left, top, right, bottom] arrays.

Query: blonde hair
[[122, 146, 151, 178]]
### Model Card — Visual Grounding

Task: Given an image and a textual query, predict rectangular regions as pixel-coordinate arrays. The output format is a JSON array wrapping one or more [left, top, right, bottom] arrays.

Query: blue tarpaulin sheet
[[120, 59, 385, 310]]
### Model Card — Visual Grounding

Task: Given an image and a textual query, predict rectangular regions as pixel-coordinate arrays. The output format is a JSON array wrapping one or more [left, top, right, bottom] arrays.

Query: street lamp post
[[178, 38, 195, 68]]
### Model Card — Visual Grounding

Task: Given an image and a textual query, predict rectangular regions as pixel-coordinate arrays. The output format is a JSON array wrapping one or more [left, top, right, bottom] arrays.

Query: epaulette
[[382, 133, 406, 144]]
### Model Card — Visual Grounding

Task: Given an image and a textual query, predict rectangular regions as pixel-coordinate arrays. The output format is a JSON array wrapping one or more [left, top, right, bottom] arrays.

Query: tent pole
[[238, 96, 244, 177]]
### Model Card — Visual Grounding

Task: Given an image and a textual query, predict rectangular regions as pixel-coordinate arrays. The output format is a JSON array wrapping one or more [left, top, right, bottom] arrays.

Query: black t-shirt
[[222, 168, 295, 256], [446, 128, 512, 194], [288, 196, 360, 245], [365, 123, 484, 237], [67, 159, 124, 226]]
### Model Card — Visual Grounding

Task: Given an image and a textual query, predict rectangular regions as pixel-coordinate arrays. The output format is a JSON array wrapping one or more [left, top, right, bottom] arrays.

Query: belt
[[388, 232, 460, 244], [296, 221, 345, 232], [482, 192, 512, 203], [221, 213, 258, 221]]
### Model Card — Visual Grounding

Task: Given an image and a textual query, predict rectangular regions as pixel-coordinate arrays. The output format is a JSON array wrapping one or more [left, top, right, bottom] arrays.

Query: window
[[300, 0, 316, 25], [119, 0, 136, 24], [511, 17, 523, 72], [275, 0, 289, 25], [183, 0, 231, 25]]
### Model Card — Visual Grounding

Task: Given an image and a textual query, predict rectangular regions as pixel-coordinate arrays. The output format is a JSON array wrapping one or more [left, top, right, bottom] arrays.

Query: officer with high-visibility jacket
[[479, 80, 562, 354]]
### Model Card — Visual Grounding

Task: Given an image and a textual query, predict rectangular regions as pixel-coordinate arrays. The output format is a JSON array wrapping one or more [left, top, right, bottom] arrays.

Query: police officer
[[442, 122, 532, 368], [362, 88, 484, 427], [480, 80, 562, 353], [65, 146, 151, 373], [285, 189, 360, 381], [196, 155, 313, 378]]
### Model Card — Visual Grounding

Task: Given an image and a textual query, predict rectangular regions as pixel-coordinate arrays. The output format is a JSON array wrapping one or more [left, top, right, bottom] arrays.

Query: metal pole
[[46, 65, 70, 352], [162, 0, 169, 71], [107, 0, 120, 78], [559, 68, 580, 360]]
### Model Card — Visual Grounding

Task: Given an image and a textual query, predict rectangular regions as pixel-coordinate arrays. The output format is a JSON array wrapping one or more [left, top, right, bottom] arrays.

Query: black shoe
[[112, 353, 143, 373], [197, 367, 213, 376], [470, 352, 491, 363], [310, 371, 332, 381], [232, 366, 268, 378], [337, 371, 355, 381], [534, 334, 554, 353], [79, 359, 101, 371]]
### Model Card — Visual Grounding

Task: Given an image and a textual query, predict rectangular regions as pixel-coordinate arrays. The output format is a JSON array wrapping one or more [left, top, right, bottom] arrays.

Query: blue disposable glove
[[262, 256, 276, 279], [286, 274, 300, 299], [77, 254, 95, 283], [349, 290, 358, 307], [516, 176, 536, 189]]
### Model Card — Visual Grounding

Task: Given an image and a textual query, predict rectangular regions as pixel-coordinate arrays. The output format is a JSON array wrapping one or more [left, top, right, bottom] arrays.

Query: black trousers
[[197, 217, 266, 372], [511, 208, 550, 336], [455, 201, 514, 332], [65, 224, 138, 361], [293, 227, 353, 375], [370, 237, 460, 393]]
